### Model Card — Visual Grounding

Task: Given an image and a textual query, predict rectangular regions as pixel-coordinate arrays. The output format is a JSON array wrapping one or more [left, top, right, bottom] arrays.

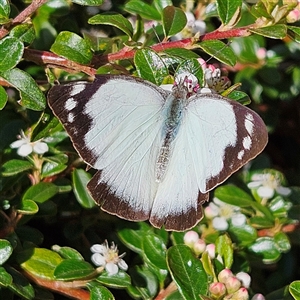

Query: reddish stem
[[23, 270, 91, 300], [23, 27, 251, 75]]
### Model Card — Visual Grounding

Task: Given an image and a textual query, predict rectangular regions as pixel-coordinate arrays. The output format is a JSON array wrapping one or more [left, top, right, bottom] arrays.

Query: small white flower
[[247, 172, 291, 199], [10, 131, 48, 157], [206, 198, 246, 231], [91, 240, 128, 275]]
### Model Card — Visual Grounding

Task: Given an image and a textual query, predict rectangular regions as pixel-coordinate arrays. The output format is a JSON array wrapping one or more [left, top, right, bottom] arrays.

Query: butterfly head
[[174, 72, 200, 97]]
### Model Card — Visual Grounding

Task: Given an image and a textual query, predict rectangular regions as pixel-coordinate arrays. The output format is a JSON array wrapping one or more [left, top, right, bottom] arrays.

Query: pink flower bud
[[209, 282, 226, 297], [251, 293, 266, 300], [193, 239, 206, 255], [205, 244, 215, 258], [287, 7, 300, 23], [256, 48, 266, 60], [230, 287, 249, 300], [225, 276, 241, 294], [183, 231, 199, 247], [218, 268, 234, 283]]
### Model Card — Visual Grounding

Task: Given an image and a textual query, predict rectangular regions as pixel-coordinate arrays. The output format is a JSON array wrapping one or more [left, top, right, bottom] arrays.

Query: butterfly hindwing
[[184, 93, 268, 192]]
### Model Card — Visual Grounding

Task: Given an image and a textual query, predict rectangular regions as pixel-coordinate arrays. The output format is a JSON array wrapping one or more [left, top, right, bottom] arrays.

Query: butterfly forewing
[[48, 74, 268, 231], [48, 75, 172, 221]]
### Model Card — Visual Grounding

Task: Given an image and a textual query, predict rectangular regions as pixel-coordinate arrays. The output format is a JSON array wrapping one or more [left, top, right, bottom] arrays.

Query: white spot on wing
[[70, 84, 86, 96], [68, 113, 74, 123], [243, 136, 252, 150], [245, 113, 254, 135], [238, 150, 244, 160], [65, 98, 77, 111]]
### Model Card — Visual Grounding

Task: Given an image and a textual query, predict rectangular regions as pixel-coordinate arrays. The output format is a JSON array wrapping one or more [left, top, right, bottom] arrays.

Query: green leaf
[[0, 0, 10, 24], [134, 48, 168, 85], [167, 245, 208, 299], [22, 182, 59, 204], [5, 266, 34, 299], [0, 159, 33, 177], [0, 239, 13, 265], [118, 222, 152, 254], [124, 0, 161, 21], [288, 26, 300, 43], [0, 68, 46, 111], [228, 224, 257, 246], [71, 0, 103, 5], [214, 185, 274, 221], [15, 226, 44, 246], [198, 40, 236, 66], [176, 58, 204, 87], [227, 90, 251, 105], [216, 0, 242, 26], [89, 284, 115, 300], [89, 13, 133, 38], [50, 31, 93, 64], [96, 270, 131, 288], [127, 266, 158, 299], [0, 85, 7, 109], [153, 0, 172, 14], [54, 259, 95, 280], [0, 37, 24, 71], [72, 169, 95, 208], [289, 281, 300, 300], [249, 24, 287, 39], [162, 6, 187, 37], [215, 235, 233, 269], [248, 237, 281, 263], [268, 196, 292, 217], [0, 267, 12, 287], [142, 234, 167, 270], [249, 216, 274, 228], [274, 232, 291, 253], [41, 160, 67, 178], [19, 248, 63, 279], [17, 199, 39, 215], [10, 24, 36, 44], [52, 245, 84, 260]]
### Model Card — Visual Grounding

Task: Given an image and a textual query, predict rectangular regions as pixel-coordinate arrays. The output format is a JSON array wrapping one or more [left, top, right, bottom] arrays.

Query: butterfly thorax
[[155, 83, 189, 183]]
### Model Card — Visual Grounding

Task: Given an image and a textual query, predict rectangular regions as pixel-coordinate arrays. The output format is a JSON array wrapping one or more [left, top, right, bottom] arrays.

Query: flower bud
[[226, 287, 249, 300], [225, 276, 241, 294], [209, 282, 226, 297], [183, 231, 199, 247], [218, 268, 233, 283], [236, 272, 251, 288], [206, 244, 215, 259], [251, 293, 265, 300], [193, 239, 206, 255]]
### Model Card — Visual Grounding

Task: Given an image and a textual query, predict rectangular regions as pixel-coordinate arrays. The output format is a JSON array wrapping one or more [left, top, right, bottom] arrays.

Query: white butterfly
[[48, 72, 268, 231]]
